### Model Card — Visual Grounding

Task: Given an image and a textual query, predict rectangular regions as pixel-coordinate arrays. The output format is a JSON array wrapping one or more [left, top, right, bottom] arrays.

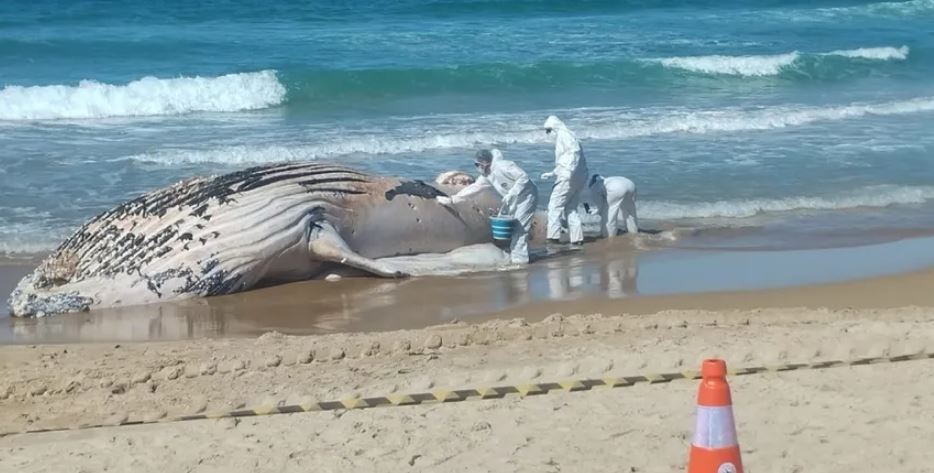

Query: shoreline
[[4, 233, 934, 344]]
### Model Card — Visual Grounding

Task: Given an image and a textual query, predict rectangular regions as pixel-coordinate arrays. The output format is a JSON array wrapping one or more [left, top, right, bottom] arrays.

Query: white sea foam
[[658, 52, 800, 76], [641, 186, 934, 220], [0, 222, 68, 256], [818, 0, 934, 17], [655, 45, 908, 76], [123, 131, 541, 165], [591, 96, 934, 139], [0, 71, 286, 121], [123, 96, 934, 165], [824, 45, 909, 60]]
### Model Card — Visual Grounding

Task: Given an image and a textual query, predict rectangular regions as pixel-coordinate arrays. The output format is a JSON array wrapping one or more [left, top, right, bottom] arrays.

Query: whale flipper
[[308, 222, 408, 279]]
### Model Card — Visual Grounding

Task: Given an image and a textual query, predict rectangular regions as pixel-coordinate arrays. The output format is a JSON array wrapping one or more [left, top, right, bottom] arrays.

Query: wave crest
[[825, 45, 909, 60], [0, 46, 913, 120], [124, 96, 934, 164], [655, 45, 909, 77], [817, 0, 934, 17], [642, 186, 934, 220], [659, 52, 800, 76], [0, 71, 286, 121]]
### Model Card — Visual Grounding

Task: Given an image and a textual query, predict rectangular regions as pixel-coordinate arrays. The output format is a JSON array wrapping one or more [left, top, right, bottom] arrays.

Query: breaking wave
[[0, 71, 286, 121], [642, 186, 934, 219], [125, 96, 934, 164], [656, 46, 909, 77], [815, 0, 934, 17], [0, 45, 914, 121]]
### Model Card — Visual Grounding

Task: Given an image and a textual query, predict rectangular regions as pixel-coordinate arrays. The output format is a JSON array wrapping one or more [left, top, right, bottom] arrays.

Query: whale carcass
[[8, 162, 504, 317]]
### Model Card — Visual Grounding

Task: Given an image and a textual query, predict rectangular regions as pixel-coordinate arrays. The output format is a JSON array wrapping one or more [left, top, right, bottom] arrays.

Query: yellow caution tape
[[4, 350, 932, 437]]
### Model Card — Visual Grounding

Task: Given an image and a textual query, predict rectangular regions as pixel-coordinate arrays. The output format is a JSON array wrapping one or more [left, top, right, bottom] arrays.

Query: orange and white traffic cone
[[687, 359, 743, 473]]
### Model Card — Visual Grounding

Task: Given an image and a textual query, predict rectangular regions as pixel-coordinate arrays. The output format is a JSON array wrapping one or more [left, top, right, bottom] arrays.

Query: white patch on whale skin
[[435, 170, 476, 189], [374, 243, 512, 276]]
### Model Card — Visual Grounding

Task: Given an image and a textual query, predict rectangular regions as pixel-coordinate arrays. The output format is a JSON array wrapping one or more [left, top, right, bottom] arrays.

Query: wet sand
[[5, 233, 934, 344]]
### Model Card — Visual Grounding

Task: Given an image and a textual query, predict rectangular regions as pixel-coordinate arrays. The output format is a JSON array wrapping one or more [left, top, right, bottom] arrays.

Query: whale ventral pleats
[[30, 162, 375, 285]]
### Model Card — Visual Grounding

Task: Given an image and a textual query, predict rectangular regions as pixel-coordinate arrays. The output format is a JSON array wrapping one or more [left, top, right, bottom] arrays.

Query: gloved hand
[[500, 197, 515, 216], [436, 196, 454, 206], [540, 172, 555, 180]]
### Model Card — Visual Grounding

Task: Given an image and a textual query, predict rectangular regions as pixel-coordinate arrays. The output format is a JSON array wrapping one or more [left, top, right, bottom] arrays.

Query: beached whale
[[8, 162, 510, 317]]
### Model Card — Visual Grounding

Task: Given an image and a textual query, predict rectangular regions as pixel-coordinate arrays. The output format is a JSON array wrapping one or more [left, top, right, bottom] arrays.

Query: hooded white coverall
[[542, 115, 588, 244], [587, 175, 639, 237], [445, 149, 538, 264]]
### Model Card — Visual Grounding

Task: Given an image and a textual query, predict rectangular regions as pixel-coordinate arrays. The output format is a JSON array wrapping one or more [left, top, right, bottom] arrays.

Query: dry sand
[[2, 269, 934, 473]]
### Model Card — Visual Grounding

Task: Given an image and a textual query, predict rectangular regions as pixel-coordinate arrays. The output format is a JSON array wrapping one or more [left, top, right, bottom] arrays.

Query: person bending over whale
[[437, 149, 538, 264], [584, 174, 639, 237]]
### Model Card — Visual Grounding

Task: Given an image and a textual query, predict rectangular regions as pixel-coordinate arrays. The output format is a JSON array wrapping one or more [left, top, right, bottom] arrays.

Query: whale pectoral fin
[[308, 223, 408, 279]]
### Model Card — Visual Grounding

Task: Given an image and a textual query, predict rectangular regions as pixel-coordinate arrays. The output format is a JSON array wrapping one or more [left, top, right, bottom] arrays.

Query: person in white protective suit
[[437, 148, 538, 264], [585, 174, 639, 237], [540, 115, 588, 246]]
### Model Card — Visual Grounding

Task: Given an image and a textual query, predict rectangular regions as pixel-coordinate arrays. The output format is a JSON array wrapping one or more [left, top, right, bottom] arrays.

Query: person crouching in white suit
[[540, 115, 588, 247], [437, 148, 539, 264], [586, 174, 639, 237]]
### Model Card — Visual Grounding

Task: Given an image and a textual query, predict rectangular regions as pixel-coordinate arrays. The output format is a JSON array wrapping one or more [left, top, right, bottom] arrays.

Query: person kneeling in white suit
[[437, 148, 539, 264], [585, 174, 639, 238]]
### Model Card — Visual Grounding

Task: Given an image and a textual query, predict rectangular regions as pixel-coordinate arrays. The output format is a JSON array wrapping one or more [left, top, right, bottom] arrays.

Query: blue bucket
[[489, 216, 516, 241]]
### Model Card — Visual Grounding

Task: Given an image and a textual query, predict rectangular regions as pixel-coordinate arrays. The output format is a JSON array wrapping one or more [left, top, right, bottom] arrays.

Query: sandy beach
[[5, 0, 934, 471], [2, 258, 934, 472]]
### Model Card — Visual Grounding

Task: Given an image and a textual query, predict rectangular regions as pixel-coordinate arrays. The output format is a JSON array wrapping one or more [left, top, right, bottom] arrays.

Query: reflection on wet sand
[[10, 231, 934, 344], [605, 255, 639, 298], [6, 245, 641, 344]]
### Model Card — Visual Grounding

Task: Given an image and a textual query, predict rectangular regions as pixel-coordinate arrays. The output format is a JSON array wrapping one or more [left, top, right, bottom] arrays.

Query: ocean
[[2, 0, 934, 256]]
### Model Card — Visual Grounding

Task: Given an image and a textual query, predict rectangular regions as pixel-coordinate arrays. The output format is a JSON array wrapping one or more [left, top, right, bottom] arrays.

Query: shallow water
[[4, 228, 934, 345]]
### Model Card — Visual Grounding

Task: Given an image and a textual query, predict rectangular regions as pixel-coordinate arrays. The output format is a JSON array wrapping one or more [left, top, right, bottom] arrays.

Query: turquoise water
[[2, 0, 934, 254]]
